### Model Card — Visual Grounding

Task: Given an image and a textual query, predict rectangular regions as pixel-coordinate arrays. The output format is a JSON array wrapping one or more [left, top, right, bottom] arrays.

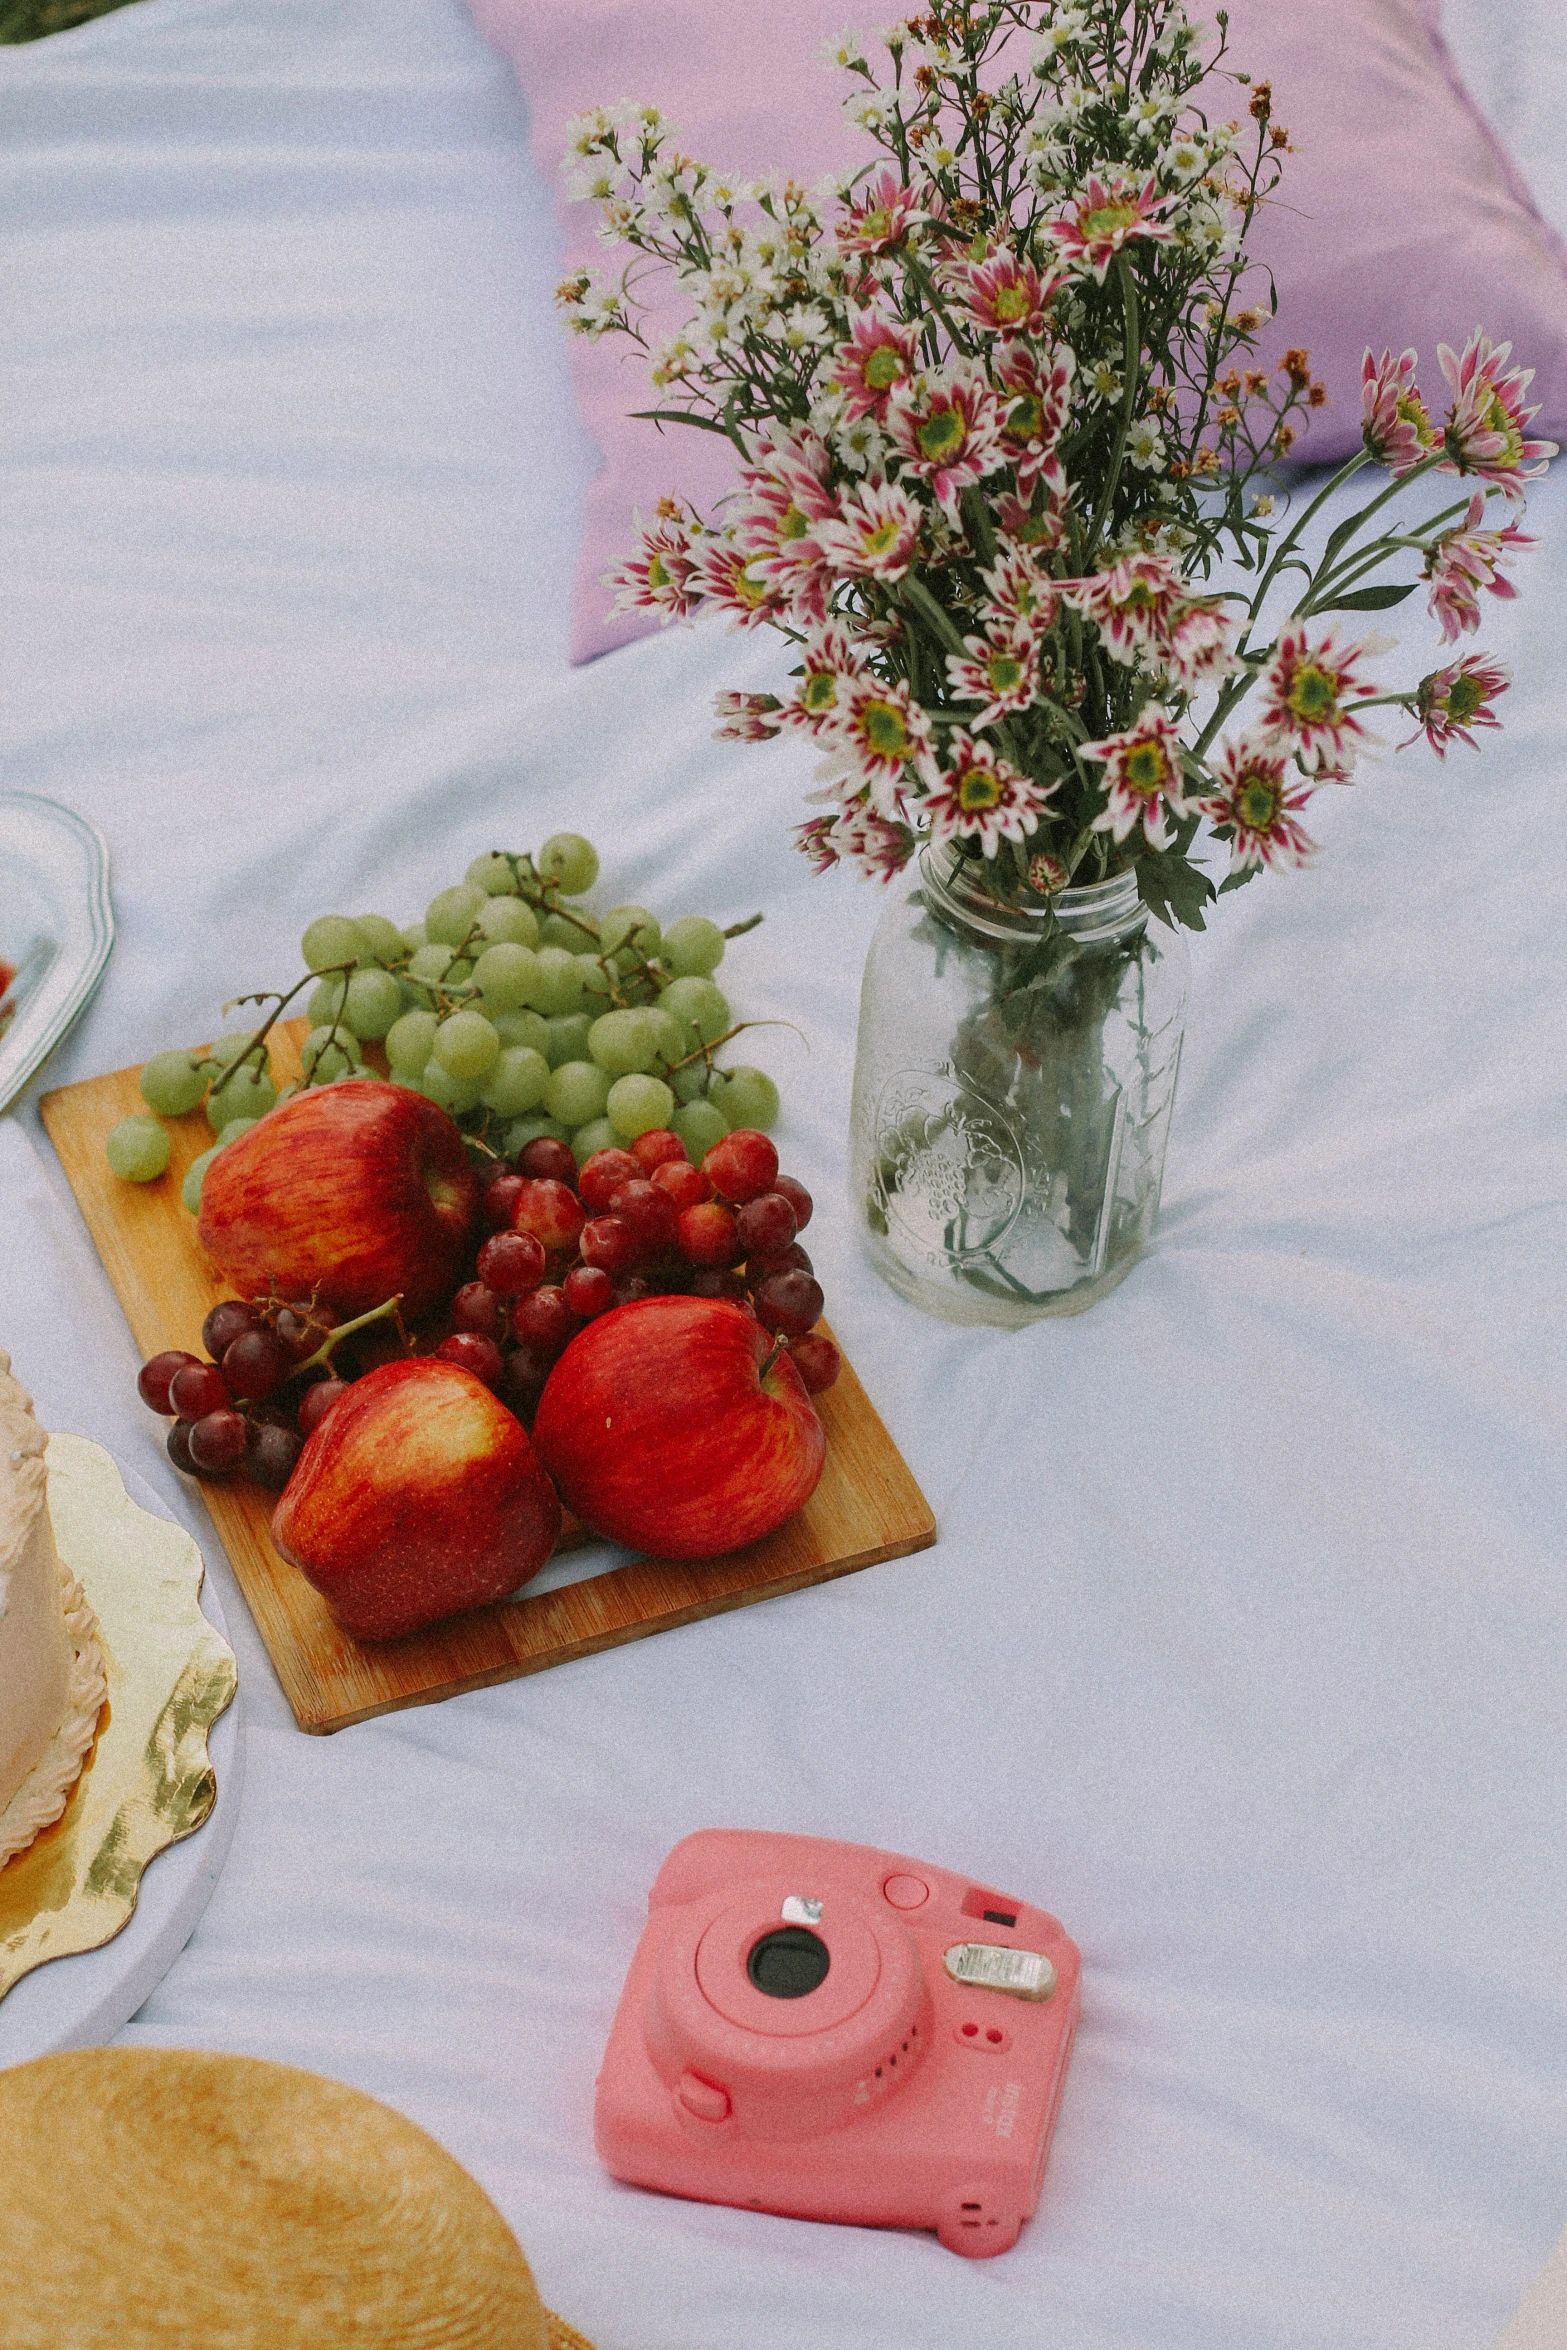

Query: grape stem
[[723, 913, 764, 939], [660, 1016, 807, 1080], [758, 1337, 787, 1383], [218, 961, 359, 1077], [291, 1293, 408, 1379]]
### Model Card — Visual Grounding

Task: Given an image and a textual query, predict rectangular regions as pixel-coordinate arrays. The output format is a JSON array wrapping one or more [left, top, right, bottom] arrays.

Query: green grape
[[300, 1028, 361, 1083], [663, 914, 726, 977], [539, 911, 590, 954], [445, 957, 474, 986], [577, 954, 612, 1001], [545, 1059, 612, 1128], [207, 1032, 260, 1071], [531, 946, 585, 1015], [397, 977, 428, 1011], [465, 851, 518, 895], [386, 1008, 439, 1070], [105, 1115, 171, 1183], [643, 1005, 686, 1068], [307, 974, 349, 1027], [708, 1064, 779, 1131], [600, 904, 661, 959], [420, 1061, 484, 1116], [343, 967, 403, 1039], [214, 1117, 260, 1147], [479, 1045, 551, 1117], [661, 975, 731, 1046], [670, 1060, 711, 1105], [489, 1007, 551, 1054], [387, 1069, 426, 1095], [587, 1008, 657, 1077], [351, 913, 406, 966], [330, 1067, 377, 1084], [400, 922, 427, 951], [538, 832, 599, 895], [431, 1010, 500, 1080], [607, 1072, 675, 1140], [407, 943, 456, 989], [672, 1098, 729, 1159], [570, 1117, 617, 1165], [503, 1113, 571, 1155], [545, 1012, 594, 1068], [138, 1050, 208, 1118], [425, 883, 486, 948], [301, 914, 366, 972], [182, 1143, 225, 1214], [475, 896, 539, 950], [471, 942, 540, 1010], [207, 1065, 277, 1131]]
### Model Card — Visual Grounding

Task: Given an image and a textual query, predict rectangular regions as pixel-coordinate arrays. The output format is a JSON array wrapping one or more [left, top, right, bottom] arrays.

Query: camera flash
[[942, 1943, 1058, 2002], [780, 1895, 824, 1924]]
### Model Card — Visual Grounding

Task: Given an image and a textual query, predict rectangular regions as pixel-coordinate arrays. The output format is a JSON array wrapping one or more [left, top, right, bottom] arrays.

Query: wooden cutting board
[[40, 1026, 936, 1733]]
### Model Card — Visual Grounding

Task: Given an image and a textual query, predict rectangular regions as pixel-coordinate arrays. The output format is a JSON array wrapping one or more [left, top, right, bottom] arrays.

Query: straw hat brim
[[0, 2048, 595, 2350]]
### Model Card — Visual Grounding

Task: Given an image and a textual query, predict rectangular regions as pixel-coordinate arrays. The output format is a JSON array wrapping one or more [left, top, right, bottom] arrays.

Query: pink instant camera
[[594, 1829, 1081, 2256]]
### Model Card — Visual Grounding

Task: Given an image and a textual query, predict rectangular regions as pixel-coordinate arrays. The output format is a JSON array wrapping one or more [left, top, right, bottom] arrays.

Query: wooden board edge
[[291, 1509, 939, 1733]]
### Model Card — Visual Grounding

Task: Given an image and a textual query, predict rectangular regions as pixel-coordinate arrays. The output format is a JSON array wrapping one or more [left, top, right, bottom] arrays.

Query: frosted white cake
[[0, 1350, 106, 1869]]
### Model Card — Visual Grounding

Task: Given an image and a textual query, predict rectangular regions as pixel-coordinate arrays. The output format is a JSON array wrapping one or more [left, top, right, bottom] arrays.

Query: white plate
[[0, 792, 114, 1117], [0, 1462, 242, 2064]]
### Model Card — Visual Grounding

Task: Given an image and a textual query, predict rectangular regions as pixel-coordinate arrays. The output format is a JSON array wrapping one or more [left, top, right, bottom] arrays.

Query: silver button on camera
[[943, 1942, 1057, 2001], [780, 1894, 823, 1925]]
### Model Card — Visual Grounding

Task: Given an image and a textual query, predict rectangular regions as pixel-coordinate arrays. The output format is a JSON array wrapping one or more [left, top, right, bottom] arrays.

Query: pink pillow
[[467, 0, 1567, 663]]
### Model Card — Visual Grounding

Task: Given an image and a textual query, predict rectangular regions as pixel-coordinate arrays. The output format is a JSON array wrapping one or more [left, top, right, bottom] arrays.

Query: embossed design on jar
[[871, 1067, 1027, 1265]]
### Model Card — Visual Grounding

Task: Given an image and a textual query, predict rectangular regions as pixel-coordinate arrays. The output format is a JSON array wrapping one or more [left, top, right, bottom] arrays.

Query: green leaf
[[627, 407, 733, 437], [1136, 848, 1216, 933], [1217, 863, 1260, 896], [1314, 581, 1419, 614]]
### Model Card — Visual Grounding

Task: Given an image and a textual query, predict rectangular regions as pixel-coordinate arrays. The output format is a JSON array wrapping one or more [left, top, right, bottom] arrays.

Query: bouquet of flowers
[[557, 0, 1552, 933]]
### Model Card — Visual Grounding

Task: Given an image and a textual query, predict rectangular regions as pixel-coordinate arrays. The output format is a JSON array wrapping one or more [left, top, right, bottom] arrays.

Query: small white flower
[[833, 415, 891, 476], [1127, 417, 1167, 472], [846, 87, 893, 131], [776, 303, 834, 351], [822, 25, 867, 70], [1160, 135, 1207, 186], [1087, 359, 1124, 403]]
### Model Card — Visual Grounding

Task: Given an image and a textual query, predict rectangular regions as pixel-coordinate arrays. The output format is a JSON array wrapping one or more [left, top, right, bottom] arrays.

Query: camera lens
[[746, 1926, 831, 2000]]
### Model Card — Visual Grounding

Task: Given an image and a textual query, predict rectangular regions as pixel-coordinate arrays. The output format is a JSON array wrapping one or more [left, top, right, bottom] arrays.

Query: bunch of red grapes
[[136, 1127, 838, 1491]]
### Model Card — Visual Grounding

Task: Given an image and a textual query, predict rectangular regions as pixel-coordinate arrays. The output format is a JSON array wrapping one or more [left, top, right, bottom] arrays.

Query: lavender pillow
[[466, 0, 1567, 662]]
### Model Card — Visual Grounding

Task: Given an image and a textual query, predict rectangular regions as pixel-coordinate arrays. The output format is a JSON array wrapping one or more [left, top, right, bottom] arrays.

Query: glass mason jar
[[848, 846, 1189, 1326]]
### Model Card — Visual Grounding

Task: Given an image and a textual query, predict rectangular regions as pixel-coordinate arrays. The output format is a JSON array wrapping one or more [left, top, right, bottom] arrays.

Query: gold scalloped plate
[[0, 1435, 237, 2003]]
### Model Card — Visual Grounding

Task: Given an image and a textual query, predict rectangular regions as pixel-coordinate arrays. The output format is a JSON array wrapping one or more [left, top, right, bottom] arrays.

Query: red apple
[[271, 1357, 561, 1640], [198, 1081, 480, 1323], [531, 1295, 824, 1559]]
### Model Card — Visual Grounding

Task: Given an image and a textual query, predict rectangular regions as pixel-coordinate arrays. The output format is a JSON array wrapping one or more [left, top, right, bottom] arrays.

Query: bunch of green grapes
[[108, 834, 784, 1203]]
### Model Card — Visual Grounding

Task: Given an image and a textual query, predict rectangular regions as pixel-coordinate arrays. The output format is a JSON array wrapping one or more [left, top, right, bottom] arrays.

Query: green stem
[[1084, 253, 1141, 564], [295, 1294, 407, 1379]]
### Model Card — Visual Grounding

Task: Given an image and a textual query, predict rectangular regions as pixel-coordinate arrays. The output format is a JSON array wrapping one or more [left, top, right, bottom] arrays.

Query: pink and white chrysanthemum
[[1050, 174, 1172, 283], [959, 250, 1062, 339], [836, 675, 935, 805], [607, 511, 703, 622], [836, 167, 924, 255], [1058, 553, 1187, 666], [689, 536, 780, 628], [779, 618, 870, 736], [794, 813, 842, 875], [831, 311, 920, 421], [712, 691, 784, 741], [1360, 347, 1438, 476], [813, 477, 924, 581], [993, 490, 1069, 555], [826, 797, 916, 882], [1163, 598, 1238, 689], [944, 623, 1040, 726], [729, 429, 837, 614], [920, 733, 1055, 857], [1400, 653, 1511, 756], [886, 370, 1005, 514], [979, 546, 1059, 636], [993, 341, 1074, 498], [1424, 489, 1535, 642], [1439, 329, 1558, 502], [1197, 738, 1319, 874], [1255, 623, 1378, 774], [1079, 705, 1190, 849]]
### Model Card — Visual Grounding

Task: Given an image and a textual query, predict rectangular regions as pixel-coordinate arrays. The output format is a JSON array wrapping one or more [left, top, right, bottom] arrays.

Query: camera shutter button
[[676, 2071, 731, 2123], [883, 1874, 930, 1910]]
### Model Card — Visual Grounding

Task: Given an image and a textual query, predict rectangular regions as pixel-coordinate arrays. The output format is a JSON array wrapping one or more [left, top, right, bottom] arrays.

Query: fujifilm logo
[[980, 2081, 1024, 2140]]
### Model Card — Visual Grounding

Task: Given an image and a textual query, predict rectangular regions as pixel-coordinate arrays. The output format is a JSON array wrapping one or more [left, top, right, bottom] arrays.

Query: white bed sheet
[[1, 5, 1565, 2346]]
